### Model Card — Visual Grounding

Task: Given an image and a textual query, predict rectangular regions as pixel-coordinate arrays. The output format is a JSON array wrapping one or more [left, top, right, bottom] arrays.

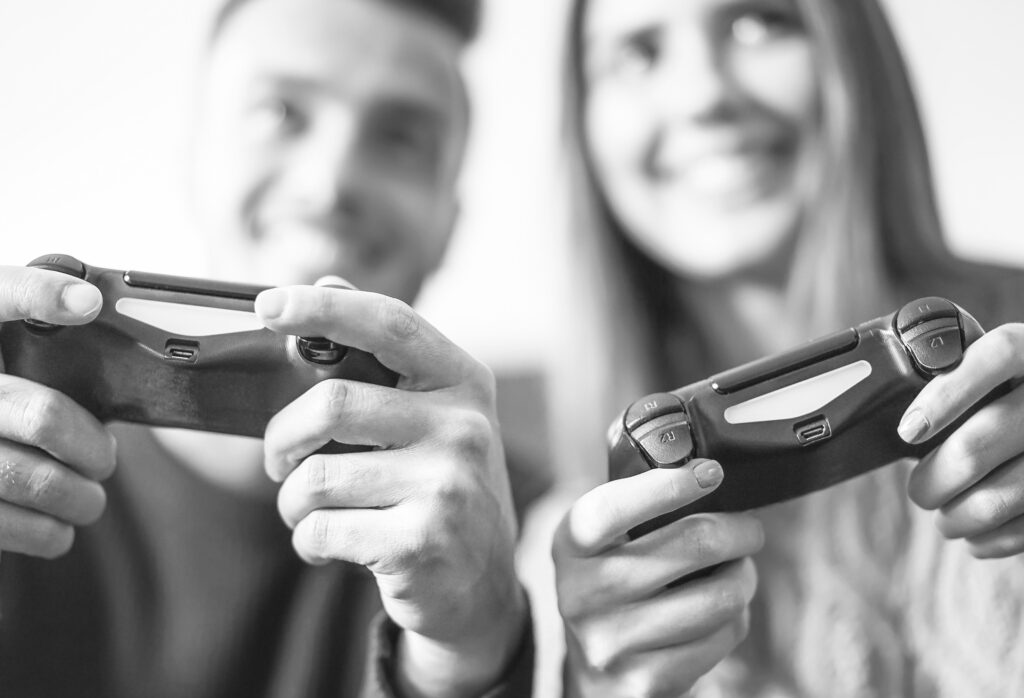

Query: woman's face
[[582, 0, 819, 280]]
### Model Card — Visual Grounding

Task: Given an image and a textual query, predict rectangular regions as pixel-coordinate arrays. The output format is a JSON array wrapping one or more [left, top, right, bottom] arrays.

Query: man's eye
[[608, 30, 662, 78], [247, 97, 306, 138], [379, 124, 423, 149], [372, 121, 438, 163], [730, 9, 802, 46]]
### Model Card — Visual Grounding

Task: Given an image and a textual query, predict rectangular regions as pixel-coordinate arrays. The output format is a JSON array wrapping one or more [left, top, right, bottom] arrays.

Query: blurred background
[[0, 0, 1021, 378]]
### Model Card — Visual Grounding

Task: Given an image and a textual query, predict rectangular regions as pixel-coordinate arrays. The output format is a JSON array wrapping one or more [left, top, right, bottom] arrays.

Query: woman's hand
[[903, 322, 1024, 558], [552, 460, 763, 698]]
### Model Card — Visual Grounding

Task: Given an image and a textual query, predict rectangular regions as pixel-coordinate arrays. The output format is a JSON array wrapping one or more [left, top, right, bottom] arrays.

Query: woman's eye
[[730, 10, 801, 46], [609, 30, 662, 77]]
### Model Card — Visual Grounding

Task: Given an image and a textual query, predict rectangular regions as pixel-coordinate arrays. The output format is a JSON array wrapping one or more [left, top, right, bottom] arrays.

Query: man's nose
[[283, 112, 364, 215], [655, 28, 735, 124]]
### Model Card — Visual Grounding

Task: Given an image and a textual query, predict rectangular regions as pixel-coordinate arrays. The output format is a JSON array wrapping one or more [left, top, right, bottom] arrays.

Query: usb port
[[795, 415, 831, 446], [165, 340, 199, 363]]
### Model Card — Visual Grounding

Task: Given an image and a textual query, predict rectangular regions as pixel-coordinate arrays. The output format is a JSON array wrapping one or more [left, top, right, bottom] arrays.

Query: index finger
[[0, 265, 102, 326], [899, 325, 1024, 444], [560, 460, 724, 556], [254, 286, 471, 389], [0, 374, 117, 480]]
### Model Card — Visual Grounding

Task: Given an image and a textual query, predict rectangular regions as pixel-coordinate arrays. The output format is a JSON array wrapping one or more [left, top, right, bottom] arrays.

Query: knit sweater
[[694, 463, 1024, 698]]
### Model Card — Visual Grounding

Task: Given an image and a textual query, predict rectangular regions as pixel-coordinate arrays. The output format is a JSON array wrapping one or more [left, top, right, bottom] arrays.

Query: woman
[[550, 0, 1024, 695]]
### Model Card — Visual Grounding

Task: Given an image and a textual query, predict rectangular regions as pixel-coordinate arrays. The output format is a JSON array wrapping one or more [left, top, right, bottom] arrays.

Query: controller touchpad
[[115, 298, 264, 336]]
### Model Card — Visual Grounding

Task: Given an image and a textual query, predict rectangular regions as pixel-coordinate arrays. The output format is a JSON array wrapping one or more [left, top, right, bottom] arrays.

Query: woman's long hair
[[557, 0, 1024, 695]]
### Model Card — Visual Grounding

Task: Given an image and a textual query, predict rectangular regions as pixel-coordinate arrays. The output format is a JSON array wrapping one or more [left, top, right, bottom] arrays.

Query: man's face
[[193, 0, 468, 303]]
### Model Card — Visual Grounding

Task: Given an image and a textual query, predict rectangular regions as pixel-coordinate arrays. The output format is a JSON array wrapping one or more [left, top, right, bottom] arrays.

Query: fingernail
[[255, 288, 287, 321], [693, 460, 724, 489], [62, 284, 102, 317], [898, 408, 930, 444], [315, 275, 354, 290]]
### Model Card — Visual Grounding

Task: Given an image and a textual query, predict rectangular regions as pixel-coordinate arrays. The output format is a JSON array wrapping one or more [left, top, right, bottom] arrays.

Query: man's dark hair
[[209, 0, 481, 44]]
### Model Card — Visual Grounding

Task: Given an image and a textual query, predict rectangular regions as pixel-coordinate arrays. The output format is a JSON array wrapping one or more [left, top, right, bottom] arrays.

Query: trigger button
[[633, 414, 695, 467], [625, 392, 685, 430], [898, 317, 960, 344], [896, 297, 958, 332], [906, 325, 964, 374], [27, 254, 86, 279]]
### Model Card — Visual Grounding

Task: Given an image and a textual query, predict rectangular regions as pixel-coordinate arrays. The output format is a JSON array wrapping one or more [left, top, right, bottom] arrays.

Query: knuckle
[[448, 411, 494, 465], [390, 521, 435, 569], [319, 379, 353, 422], [25, 465, 60, 507], [957, 428, 990, 464], [461, 361, 497, 409], [710, 579, 747, 618], [380, 297, 420, 341], [423, 467, 470, 511], [304, 454, 332, 497], [659, 468, 688, 506], [927, 380, 960, 417], [313, 286, 335, 320], [987, 327, 1020, 365], [0, 459, 17, 499], [302, 510, 335, 558], [8, 274, 44, 320], [19, 390, 61, 445], [969, 489, 1014, 528], [685, 516, 720, 567]]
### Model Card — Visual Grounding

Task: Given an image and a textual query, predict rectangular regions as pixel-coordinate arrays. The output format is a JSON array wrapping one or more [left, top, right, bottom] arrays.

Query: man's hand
[[902, 323, 1024, 558], [553, 461, 763, 698], [256, 285, 526, 698], [0, 265, 116, 563]]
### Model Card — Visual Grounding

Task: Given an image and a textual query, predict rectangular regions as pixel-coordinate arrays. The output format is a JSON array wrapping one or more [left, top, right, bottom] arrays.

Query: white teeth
[[683, 152, 770, 197]]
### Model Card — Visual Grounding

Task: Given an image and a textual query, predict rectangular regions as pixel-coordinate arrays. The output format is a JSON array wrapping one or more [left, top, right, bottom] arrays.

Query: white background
[[0, 0, 1021, 373]]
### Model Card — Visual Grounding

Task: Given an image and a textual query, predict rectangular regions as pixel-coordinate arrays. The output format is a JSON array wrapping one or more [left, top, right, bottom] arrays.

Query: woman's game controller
[[608, 297, 990, 532], [0, 254, 398, 446]]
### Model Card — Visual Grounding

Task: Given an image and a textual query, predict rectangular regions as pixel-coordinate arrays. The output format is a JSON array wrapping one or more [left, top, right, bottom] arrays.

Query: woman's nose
[[655, 27, 735, 124]]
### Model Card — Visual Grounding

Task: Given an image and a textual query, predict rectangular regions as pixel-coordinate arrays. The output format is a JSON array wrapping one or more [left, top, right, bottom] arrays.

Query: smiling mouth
[[652, 142, 794, 205]]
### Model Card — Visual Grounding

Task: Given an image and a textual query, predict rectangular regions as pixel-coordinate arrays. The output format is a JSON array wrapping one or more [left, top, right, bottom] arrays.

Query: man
[[0, 0, 532, 696]]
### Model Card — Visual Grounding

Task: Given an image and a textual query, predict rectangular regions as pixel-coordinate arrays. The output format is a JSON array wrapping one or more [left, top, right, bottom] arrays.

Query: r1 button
[[624, 392, 684, 430], [27, 254, 87, 279]]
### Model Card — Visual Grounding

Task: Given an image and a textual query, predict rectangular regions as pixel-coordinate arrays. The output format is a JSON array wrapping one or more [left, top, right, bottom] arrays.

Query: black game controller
[[0, 254, 398, 446], [608, 297, 991, 532]]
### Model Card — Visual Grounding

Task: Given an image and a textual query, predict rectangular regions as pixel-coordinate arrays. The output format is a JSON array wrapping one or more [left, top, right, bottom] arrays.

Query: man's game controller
[[608, 297, 990, 532], [0, 254, 398, 447]]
